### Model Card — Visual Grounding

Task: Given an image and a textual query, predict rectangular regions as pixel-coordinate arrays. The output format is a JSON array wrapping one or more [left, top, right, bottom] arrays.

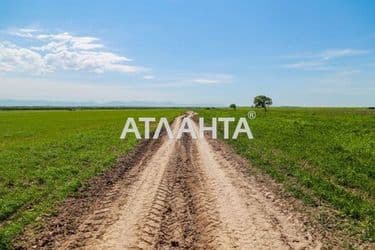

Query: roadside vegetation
[[196, 107, 374, 244], [0, 109, 182, 248]]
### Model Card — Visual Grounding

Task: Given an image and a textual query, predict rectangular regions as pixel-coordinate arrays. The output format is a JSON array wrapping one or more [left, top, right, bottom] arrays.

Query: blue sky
[[0, 0, 374, 106]]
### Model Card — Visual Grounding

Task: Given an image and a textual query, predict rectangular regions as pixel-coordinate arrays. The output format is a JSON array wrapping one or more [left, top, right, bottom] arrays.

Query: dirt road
[[22, 114, 322, 249]]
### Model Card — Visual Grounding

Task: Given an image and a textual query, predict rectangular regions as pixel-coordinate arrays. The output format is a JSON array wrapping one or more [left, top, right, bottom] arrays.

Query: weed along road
[[23, 114, 322, 249]]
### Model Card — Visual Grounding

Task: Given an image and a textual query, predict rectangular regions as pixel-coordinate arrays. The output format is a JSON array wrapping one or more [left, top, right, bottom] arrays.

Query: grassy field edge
[[0, 109, 182, 248], [195, 107, 374, 247]]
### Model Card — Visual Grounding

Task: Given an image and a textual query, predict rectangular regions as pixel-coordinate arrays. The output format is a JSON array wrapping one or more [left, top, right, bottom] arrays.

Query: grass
[[1, 107, 373, 247], [0, 109, 182, 248], [196, 107, 374, 243]]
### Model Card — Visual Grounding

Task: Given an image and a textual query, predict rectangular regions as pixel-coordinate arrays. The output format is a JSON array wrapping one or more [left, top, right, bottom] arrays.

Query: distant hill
[[0, 99, 221, 108]]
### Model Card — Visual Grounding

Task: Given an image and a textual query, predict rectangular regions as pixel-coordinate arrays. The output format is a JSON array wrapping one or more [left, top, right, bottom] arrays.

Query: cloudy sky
[[0, 0, 374, 106]]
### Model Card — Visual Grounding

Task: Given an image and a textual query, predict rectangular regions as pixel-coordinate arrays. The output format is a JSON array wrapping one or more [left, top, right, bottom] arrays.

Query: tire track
[[155, 133, 220, 249], [81, 116, 183, 250], [189, 117, 321, 249]]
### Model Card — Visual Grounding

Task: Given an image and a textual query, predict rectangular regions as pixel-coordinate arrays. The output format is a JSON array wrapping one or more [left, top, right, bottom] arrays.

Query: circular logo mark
[[247, 111, 256, 119]]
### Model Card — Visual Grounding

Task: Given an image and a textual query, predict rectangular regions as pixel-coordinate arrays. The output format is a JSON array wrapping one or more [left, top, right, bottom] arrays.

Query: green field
[[196, 107, 374, 242], [1, 108, 374, 247], [0, 109, 182, 247]]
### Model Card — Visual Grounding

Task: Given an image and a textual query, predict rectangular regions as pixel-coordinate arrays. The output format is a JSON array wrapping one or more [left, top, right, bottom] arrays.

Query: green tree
[[229, 104, 236, 110], [253, 95, 272, 111]]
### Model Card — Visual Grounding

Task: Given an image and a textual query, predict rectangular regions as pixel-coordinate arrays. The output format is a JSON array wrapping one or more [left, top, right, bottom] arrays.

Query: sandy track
[[22, 114, 322, 249]]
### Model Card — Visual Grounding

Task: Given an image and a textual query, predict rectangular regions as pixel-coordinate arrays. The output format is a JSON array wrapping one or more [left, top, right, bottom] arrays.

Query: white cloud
[[0, 28, 144, 75], [192, 78, 220, 84], [32, 32, 105, 51], [283, 48, 370, 71], [0, 42, 51, 74], [7, 28, 40, 38], [191, 74, 233, 84], [317, 49, 369, 60], [143, 75, 155, 80], [282, 61, 329, 70], [286, 48, 370, 60]]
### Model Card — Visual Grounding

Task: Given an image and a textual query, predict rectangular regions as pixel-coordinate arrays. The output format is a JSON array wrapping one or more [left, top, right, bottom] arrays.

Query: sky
[[0, 0, 374, 106]]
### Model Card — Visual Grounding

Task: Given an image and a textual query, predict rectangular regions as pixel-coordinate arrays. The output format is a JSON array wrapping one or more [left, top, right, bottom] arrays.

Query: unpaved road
[[22, 114, 322, 249]]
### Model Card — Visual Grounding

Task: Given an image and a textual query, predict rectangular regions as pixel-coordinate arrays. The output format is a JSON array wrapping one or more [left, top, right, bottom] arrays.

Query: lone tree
[[229, 104, 236, 110], [253, 95, 272, 111]]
